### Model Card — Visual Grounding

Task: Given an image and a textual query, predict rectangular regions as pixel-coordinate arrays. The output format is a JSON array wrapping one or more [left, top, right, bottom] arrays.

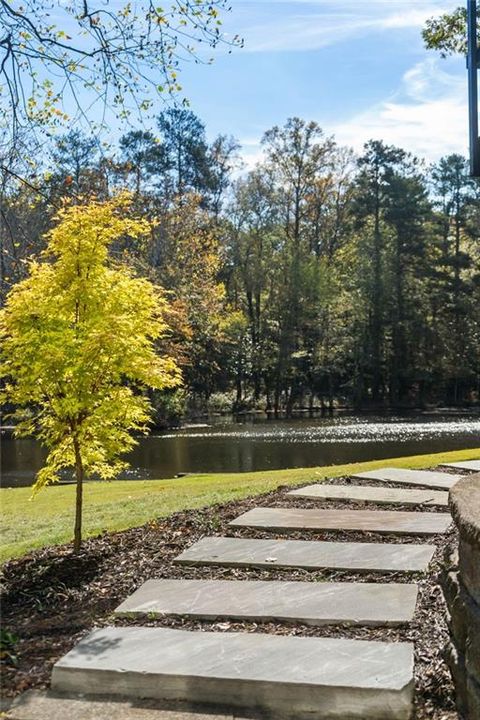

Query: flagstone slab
[[175, 536, 435, 573], [350, 467, 461, 490], [288, 484, 449, 506], [114, 578, 419, 627], [441, 460, 480, 472], [5, 690, 249, 720], [229, 507, 451, 536], [52, 626, 414, 720]]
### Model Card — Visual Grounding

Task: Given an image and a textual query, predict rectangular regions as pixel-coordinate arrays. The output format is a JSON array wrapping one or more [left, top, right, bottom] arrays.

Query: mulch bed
[[0, 471, 461, 719]]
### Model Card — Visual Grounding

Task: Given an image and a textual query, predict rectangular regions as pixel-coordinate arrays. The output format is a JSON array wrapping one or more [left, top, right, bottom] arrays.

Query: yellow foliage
[[0, 194, 181, 492]]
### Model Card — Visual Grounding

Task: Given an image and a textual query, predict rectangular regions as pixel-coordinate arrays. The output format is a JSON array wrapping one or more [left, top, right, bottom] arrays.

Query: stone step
[[288, 484, 449, 506], [441, 460, 480, 472], [52, 626, 414, 720], [350, 467, 461, 490], [4, 690, 251, 720], [230, 507, 451, 536], [174, 536, 435, 573], [114, 578, 419, 627]]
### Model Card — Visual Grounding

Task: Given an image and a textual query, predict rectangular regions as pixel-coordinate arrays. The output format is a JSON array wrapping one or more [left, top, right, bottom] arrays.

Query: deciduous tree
[[0, 0, 239, 153], [0, 194, 181, 550], [423, 6, 479, 56]]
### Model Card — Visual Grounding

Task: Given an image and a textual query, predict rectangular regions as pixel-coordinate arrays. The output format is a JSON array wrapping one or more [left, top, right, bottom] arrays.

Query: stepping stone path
[[351, 467, 461, 490], [289, 483, 449, 506], [52, 626, 414, 720], [175, 535, 436, 573], [229, 506, 451, 536], [51, 465, 458, 719], [115, 578, 419, 626], [441, 459, 480, 472]]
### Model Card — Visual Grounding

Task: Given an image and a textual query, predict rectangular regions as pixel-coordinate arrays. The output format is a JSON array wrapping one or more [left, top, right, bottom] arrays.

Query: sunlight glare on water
[[2, 413, 479, 486], [160, 417, 480, 444]]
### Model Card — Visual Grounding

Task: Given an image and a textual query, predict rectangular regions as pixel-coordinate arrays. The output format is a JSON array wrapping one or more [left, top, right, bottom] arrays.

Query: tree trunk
[[274, 381, 281, 417], [320, 396, 326, 415], [372, 192, 382, 402], [308, 392, 314, 417], [235, 365, 243, 406], [265, 388, 272, 413], [328, 374, 334, 412], [453, 201, 462, 406], [286, 385, 294, 418], [73, 438, 84, 553]]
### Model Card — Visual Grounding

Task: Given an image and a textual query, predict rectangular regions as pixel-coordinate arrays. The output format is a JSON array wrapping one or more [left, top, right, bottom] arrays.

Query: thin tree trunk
[[308, 392, 314, 417], [274, 380, 281, 417], [453, 202, 462, 406], [265, 388, 272, 413], [372, 179, 382, 403], [73, 437, 84, 553], [235, 363, 243, 406], [328, 374, 334, 412], [286, 385, 294, 418]]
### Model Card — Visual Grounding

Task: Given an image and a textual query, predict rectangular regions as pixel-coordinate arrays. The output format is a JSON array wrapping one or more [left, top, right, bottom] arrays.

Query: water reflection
[[1, 413, 479, 488]]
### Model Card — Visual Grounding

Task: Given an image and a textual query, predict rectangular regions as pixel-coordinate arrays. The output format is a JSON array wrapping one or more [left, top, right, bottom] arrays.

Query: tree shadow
[[2, 548, 105, 609]]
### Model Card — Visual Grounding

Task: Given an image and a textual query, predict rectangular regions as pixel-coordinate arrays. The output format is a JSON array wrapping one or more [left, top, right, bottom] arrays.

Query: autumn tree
[[0, 179, 51, 302], [0, 194, 181, 551], [227, 170, 278, 403], [227, 119, 351, 413], [0, 0, 239, 156], [3, 113, 480, 415], [260, 118, 337, 413], [153, 194, 233, 403]]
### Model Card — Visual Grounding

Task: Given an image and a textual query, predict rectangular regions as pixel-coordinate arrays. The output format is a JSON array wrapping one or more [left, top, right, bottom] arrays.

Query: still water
[[1, 413, 479, 488]]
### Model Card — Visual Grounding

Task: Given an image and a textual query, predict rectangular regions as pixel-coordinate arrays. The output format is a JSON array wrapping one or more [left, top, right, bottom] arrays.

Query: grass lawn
[[1, 447, 479, 563]]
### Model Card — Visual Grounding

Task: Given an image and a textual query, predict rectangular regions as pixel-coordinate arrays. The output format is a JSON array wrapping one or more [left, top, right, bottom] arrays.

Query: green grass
[[1, 447, 479, 563]]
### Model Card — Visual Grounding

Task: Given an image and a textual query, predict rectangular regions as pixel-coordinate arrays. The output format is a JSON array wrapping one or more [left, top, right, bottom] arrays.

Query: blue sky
[[172, 0, 467, 166]]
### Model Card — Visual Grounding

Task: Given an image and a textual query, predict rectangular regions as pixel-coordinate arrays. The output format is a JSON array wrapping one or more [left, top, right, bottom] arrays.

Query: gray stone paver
[[114, 578, 419, 626], [441, 460, 480, 472], [47, 464, 460, 719], [288, 484, 449, 506], [174, 536, 435, 573], [230, 507, 451, 536], [52, 626, 414, 720], [350, 467, 461, 490], [5, 691, 247, 720]]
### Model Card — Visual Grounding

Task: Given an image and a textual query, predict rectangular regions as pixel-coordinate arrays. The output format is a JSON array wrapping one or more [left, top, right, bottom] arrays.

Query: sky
[[172, 0, 467, 167]]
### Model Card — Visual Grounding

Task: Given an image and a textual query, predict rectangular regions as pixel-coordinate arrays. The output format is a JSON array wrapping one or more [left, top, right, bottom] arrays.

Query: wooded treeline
[[1, 112, 479, 420]]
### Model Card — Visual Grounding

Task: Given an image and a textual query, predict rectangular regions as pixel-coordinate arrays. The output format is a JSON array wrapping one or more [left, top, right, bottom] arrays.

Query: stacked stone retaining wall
[[443, 474, 480, 719]]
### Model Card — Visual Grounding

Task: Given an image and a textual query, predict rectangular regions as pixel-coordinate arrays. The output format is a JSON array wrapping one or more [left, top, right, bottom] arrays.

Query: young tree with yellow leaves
[[0, 195, 181, 551]]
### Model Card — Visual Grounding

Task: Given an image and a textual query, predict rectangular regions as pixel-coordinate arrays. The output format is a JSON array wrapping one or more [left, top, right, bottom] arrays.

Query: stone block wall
[[443, 474, 480, 719]]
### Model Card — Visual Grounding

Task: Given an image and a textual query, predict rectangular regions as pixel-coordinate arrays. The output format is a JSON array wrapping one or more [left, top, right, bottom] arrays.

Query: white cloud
[[231, 1, 451, 53], [236, 59, 467, 168], [236, 138, 265, 171], [327, 59, 468, 161]]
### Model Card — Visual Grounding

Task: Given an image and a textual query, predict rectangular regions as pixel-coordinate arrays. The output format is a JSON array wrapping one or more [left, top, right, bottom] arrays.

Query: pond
[[2, 412, 479, 488]]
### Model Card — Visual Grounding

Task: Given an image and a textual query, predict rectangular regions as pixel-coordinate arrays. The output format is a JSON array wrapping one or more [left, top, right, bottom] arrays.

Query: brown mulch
[[0, 472, 461, 719]]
